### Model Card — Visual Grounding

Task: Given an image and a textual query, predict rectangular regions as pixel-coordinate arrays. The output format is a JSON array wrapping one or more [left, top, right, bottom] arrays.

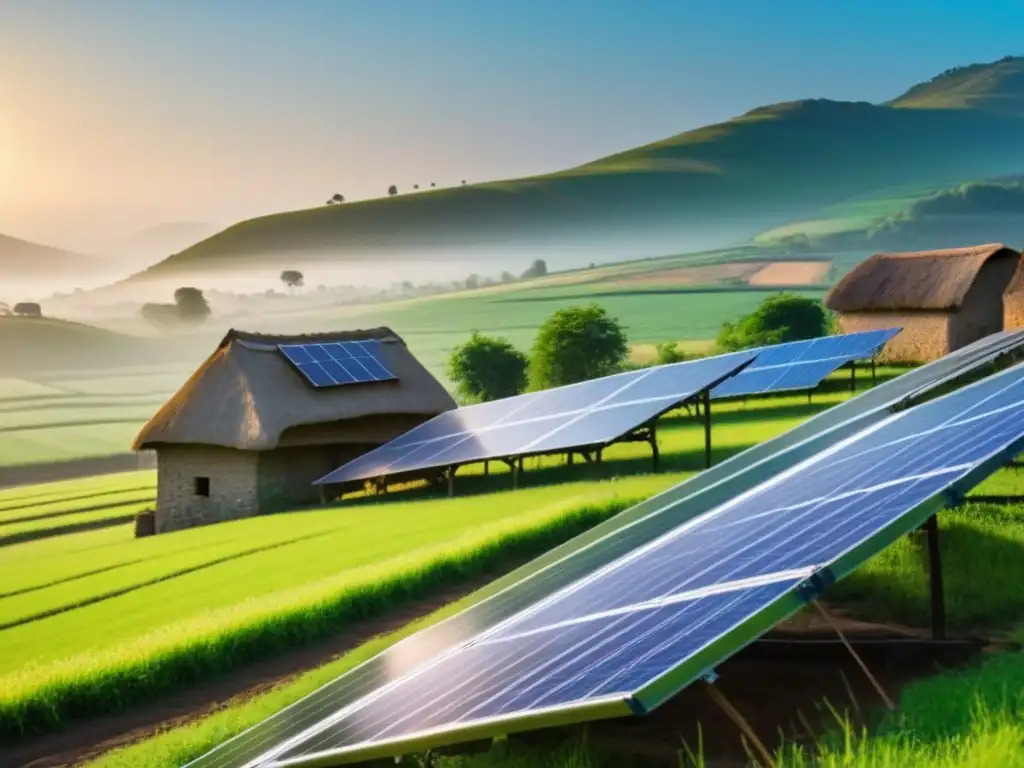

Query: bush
[[521, 259, 548, 280], [529, 304, 628, 389], [447, 333, 528, 403], [654, 341, 686, 365], [717, 293, 830, 351]]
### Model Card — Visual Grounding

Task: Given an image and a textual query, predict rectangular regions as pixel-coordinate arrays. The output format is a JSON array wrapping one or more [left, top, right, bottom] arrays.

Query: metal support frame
[[925, 514, 946, 640], [871, 356, 877, 387], [318, 485, 327, 506], [806, 389, 812, 404], [849, 361, 856, 394], [447, 466, 456, 497], [702, 389, 712, 469]]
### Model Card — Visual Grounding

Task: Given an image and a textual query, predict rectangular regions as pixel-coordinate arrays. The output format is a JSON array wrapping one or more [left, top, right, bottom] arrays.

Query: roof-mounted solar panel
[[279, 340, 397, 388]]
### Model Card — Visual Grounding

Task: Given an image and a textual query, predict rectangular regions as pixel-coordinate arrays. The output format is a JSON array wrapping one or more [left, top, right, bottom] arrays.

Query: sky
[[0, 0, 1022, 253]]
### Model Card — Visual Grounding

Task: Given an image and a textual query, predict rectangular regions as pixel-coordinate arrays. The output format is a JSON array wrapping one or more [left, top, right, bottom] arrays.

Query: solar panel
[[315, 352, 757, 486], [711, 328, 900, 399], [185, 332, 1024, 768], [278, 340, 397, 388], [257, 360, 1024, 766]]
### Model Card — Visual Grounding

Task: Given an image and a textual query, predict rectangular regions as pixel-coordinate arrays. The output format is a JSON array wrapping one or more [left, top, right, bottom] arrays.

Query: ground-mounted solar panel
[[710, 327, 900, 399], [278, 340, 397, 388], [315, 351, 757, 486], [253, 359, 1024, 766], [184, 332, 1024, 768]]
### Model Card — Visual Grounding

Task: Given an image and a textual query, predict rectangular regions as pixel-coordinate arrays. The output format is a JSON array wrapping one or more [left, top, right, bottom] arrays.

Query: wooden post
[[703, 390, 712, 469], [925, 515, 946, 640], [650, 424, 660, 471], [703, 682, 777, 768]]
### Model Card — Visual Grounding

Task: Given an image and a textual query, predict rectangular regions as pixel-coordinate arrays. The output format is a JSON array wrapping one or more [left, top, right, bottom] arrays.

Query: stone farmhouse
[[825, 243, 1022, 362], [133, 328, 455, 533]]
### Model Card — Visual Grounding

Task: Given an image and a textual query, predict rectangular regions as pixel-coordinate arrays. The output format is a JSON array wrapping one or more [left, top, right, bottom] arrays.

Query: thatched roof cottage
[[825, 243, 1021, 363], [134, 328, 456, 533]]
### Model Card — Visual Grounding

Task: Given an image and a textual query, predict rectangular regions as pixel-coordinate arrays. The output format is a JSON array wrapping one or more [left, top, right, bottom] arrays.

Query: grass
[[0, 474, 679, 738]]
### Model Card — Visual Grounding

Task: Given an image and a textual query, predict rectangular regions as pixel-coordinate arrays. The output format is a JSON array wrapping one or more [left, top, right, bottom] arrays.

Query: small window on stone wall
[[194, 477, 210, 497]]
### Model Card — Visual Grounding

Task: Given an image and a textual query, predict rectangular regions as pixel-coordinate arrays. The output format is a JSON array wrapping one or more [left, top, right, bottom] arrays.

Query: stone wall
[[837, 312, 950, 363], [154, 445, 258, 532], [256, 443, 372, 513], [1005, 294, 1024, 331]]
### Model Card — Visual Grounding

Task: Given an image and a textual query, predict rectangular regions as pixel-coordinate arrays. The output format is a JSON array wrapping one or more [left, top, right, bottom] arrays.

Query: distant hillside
[[110, 221, 221, 263], [890, 55, 1024, 113], [1, 233, 94, 278], [135, 56, 1024, 281]]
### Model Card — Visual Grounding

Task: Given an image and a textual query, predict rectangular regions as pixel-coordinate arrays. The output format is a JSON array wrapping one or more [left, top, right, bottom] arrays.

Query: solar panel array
[[256, 359, 1024, 766], [315, 352, 756, 486], [278, 340, 397, 388], [710, 327, 899, 399], [185, 332, 1024, 768]]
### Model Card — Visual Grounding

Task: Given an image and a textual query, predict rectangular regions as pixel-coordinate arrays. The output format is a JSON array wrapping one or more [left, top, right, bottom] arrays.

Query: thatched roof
[[825, 243, 1020, 312], [134, 328, 455, 451]]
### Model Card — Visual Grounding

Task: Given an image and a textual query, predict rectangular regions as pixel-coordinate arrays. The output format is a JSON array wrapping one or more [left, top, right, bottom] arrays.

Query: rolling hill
[[132, 56, 1024, 281], [1, 233, 94, 278], [109, 221, 221, 264]]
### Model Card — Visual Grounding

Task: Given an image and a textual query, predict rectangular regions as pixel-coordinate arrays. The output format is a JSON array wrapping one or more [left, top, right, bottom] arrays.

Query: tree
[[280, 270, 304, 292], [0, 302, 10, 315], [447, 332, 528, 403], [461, 180, 466, 185], [500, 271, 515, 283], [654, 341, 686, 365], [13, 302, 41, 317], [716, 293, 830, 352], [464, 274, 480, 290], [521, 259, 548, 279], [140, 302, 179, 328], [413, 184, 420, 190], [388, 185, 398, 196], [529, 304, 628, 389], [326, 193, 345, 205], [430, 182, 436, 187], [173, 287, 211, 323]]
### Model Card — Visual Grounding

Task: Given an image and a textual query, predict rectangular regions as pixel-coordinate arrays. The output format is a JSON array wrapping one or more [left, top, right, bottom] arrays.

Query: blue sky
[[0, 0, 1021, 250]]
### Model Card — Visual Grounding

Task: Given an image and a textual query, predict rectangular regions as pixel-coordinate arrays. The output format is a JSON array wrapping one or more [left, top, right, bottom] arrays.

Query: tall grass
[[0, 494, 639, 739]]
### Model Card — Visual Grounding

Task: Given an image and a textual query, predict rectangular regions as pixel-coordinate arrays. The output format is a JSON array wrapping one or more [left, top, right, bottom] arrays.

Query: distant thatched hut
[[133, 328, 456, 533], [1002, 251, 1024, 330], [825, 243, 1021, 362]]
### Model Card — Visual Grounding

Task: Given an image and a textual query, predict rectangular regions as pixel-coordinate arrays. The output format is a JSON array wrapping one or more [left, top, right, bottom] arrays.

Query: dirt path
[[1, 568, 514, 768]]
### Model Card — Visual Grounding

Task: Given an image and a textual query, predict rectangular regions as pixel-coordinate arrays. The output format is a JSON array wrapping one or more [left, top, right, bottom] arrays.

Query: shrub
[[717, 293, 829, 351], [447, 332, 528, 403], [529, 304, 628, 388]]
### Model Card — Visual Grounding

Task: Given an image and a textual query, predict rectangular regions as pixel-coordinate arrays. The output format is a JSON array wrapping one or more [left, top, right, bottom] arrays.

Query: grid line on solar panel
[[278, 340, 397, 388], [267, 362, 1024, 765], [315, 352, 756, 485]]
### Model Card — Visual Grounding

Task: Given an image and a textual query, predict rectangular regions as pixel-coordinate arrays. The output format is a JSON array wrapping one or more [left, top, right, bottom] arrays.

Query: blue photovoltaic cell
[[279, 340, 397, 388], [265, 361, 1024, 765], [710, 328, 899, 399], [315, 352, 756, 485]]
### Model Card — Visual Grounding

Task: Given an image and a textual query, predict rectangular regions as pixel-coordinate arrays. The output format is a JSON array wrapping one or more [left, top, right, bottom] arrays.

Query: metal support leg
[[807, 389, 812, 404], [850, 361, 856, 394], [318, 485, 327, 506], [703, 390, 712, 469], [871, 357, 877, 387], [447, 466, 455, 497], [512, 457, 520, 490], [925, 515, 946, 640], [568, 451, 574, 466], [484, 460, 489, 477]]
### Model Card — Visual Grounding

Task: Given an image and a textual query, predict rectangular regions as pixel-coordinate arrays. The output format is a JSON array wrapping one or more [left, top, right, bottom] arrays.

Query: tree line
[[447, 293, 831, 403]]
